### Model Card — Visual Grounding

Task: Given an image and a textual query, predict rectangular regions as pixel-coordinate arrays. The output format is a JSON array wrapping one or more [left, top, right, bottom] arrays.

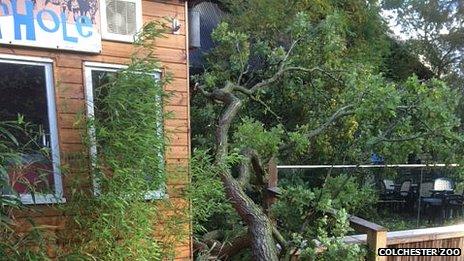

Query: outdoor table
[[423, 190, 454, 207], [394, 183, 418, 187], [430, 190, 454, 195], [378, 199, 406, 203]]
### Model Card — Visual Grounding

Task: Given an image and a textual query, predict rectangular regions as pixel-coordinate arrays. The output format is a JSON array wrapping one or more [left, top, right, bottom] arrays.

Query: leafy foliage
[[381, 0, 464, 139], [272, 175, 374, 259], [0, 119, 53, 259], [233, 118, 284, 161], [190, 0, 464, 258], [189, 149, 239, 234], [193, 0, 464, 165], [382, 0, 464, 87], [63, 22, 173, 260]]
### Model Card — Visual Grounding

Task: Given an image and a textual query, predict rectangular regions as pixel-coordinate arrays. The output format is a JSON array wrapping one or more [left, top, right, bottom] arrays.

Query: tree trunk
[[211, 87, 279, 260], [221, 172, 278, 261]]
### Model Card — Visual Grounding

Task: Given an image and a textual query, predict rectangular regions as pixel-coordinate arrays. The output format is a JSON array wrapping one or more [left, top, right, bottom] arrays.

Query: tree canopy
[[382, 0, 464, 87], [190, 0, 464, 260]]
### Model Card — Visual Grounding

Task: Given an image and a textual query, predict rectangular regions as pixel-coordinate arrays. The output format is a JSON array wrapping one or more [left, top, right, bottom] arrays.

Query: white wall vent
[[101, 0, 142, 42]]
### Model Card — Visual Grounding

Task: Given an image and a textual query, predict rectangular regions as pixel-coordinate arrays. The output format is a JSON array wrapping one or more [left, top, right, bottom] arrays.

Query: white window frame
[[84, 62, 165, 200], [0, 54, 65, 205], [100, 0, 143, 43]]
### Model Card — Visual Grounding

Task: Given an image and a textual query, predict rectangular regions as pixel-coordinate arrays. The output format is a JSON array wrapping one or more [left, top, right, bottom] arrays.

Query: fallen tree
[[190, 1, 464, 259]]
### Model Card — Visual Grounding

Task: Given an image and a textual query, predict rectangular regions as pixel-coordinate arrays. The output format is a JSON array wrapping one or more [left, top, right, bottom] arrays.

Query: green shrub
[[63, 21, 174, 260], [0, 120, 52, 260]]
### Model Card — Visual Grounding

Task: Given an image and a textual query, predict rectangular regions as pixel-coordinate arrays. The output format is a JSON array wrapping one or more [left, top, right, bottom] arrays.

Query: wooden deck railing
[[268, 162, 464, 260], [331, 209, 388, 261], [343, 224, 464, 261]]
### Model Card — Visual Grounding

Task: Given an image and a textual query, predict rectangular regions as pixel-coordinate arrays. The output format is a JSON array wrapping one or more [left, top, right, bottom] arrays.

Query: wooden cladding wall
[[1, 0, 191, 259]]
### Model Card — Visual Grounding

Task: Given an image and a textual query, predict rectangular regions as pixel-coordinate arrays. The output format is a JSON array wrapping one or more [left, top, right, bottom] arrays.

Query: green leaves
[[232, 117, 284, 161], [0, 119, 56, 259], [207, 22, 250, 86], [290, 12, 314, 39], [188, 149, 238, 234], [351, 74, 463, 163], [92, 66, 167, 198], [382, 0, 464, 89], [65, 22, 171, 260], [191, 0, 464, 258], [289, 127, 311, 156], [272, 174, 371, 259]]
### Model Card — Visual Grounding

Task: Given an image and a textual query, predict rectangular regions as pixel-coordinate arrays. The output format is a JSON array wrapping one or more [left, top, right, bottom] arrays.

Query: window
[[0, 55, 63, 204], [84, 62, 164, 199], [100, 0, 143, 42]]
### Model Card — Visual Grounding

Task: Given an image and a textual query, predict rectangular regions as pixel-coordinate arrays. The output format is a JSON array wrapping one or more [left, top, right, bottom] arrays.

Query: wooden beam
[[366, 230, 387, 261], [347, 214, 387, 261], [387, 224, 464, 245], [348, 215, 387, 235]]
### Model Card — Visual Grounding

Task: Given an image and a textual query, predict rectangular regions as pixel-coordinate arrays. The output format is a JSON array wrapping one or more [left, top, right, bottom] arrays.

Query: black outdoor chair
[[445, 187, 464, 218], [379, 179, 402, 211], [396, 179, 415, 212], [399, 180, 413, 197], [381, 179, 395, 196]]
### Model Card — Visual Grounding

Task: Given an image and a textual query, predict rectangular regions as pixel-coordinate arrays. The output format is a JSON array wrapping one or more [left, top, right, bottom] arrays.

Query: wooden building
[[0, 0, 191, 259]]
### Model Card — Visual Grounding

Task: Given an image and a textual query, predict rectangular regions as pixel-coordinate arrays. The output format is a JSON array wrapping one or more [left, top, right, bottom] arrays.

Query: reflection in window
[[91, 70, 116, 123]]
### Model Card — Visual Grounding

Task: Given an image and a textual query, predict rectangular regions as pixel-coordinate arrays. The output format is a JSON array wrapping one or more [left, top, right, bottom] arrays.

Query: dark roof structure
[[188, 0, 225, 73]]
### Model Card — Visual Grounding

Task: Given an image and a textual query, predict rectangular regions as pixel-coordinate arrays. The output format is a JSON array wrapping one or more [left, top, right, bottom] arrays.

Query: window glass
[[0, 62, 55, 195], [87, 66, 164, 197], [91, 70, 116, 127]]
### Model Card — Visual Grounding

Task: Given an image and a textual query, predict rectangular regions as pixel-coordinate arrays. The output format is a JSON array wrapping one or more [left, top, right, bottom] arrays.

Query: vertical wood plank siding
[[1, 0, 191, 259]]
